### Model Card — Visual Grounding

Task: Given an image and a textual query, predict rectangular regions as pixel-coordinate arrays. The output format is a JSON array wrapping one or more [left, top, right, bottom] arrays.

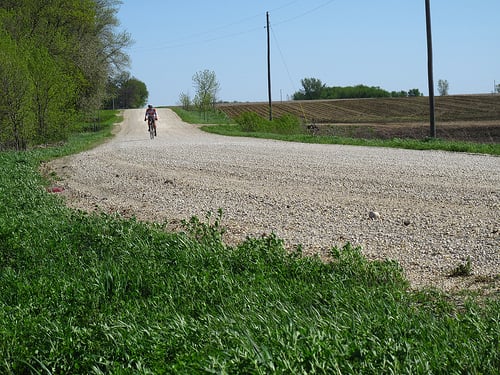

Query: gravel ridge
[[47, 108, 500, 293]]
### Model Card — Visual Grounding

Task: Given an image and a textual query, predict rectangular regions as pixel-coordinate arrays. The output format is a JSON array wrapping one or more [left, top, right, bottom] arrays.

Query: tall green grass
[[0, 114, 498, 373]]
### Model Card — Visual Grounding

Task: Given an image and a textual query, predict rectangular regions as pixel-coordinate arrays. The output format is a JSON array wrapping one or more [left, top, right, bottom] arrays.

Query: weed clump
[[450, 256, 473, 277]]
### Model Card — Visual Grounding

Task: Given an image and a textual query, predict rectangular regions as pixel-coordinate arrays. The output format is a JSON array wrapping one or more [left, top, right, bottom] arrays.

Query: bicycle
[[147, 116, 156, 139]]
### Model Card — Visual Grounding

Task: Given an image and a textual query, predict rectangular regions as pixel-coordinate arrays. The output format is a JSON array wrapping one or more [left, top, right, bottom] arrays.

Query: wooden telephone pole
[[425, 0, 436, 138], [267, 11, 272, 120]]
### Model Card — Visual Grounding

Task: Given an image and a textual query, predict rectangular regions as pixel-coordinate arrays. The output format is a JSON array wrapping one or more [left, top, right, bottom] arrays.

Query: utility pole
[[266, 11, 272, 120], [425, 0, 436, 138]]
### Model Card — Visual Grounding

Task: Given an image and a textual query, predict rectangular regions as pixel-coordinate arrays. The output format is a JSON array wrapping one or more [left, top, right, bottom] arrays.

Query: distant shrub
[[235, 112, 270, 132], [236, 112, 301, 134], [273, 113, 302, 134]]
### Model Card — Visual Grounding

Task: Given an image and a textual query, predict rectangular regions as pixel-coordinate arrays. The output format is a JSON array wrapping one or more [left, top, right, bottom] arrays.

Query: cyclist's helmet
[[148, 104, 152, 108]]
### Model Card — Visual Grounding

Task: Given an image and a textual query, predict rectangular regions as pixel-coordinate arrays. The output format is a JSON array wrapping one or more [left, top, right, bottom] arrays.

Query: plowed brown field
[[217, 95, 500, 143]]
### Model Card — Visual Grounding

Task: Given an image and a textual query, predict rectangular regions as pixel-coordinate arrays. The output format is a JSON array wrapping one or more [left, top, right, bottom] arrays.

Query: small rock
[[403, 219, 411, 226], [369, 211, 380, 220]]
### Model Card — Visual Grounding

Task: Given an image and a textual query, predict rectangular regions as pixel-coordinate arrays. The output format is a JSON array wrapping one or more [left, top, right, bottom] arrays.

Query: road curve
[[48, 108, 500, 292]]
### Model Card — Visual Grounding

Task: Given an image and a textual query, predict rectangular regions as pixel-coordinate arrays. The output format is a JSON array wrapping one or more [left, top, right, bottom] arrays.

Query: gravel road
[[48, 108, 500, 293]]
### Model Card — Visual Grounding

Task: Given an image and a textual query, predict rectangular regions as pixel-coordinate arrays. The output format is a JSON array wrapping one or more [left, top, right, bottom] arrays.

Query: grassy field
[[0, 111, 499, 373]]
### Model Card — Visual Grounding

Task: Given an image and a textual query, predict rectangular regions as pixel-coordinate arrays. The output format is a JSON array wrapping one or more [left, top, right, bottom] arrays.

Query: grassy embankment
[[170, 105, 500, 155], [1, 110, 499, 373]]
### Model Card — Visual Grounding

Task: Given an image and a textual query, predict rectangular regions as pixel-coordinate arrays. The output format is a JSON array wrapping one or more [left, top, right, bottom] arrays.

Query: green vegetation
[[0, 0, 136, 150], [234, 112, 302, 134], [202, 124, 500, 155], [103, 72, 149, 110], [171, 107, 233, 125], [450, 257, 473, 278], [1, 112, 499, 374], [74, 110, 122, 133], [292, 78, 422, 100], [178, 69, 221, 121], [173, 109, 499, 155]]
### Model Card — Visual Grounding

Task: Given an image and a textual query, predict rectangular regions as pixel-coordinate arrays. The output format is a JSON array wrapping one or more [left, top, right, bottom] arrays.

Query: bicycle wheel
[[149, 122, 155, 139]]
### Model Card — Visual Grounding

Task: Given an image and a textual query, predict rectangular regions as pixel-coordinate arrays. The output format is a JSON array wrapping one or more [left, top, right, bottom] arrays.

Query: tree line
[[0, 0, 145, 150], [293, 78, 422, 101], [103, 72, 149, 110]]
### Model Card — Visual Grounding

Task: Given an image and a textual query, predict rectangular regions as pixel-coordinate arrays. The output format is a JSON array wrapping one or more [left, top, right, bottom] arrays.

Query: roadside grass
[[171, 107, 233, 125], [171, 108, 499, 155], [39, 110, 121, 159], [73, 110, 122, 133], [0, 112, 499, 373], [201, 124, 500, 155]]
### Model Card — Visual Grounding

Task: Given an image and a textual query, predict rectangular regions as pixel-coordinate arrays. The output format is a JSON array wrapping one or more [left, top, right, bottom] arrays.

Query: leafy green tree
[[119, 78, 148, 108], [437, 79, 449, 96], [390, 90, 408, 97], [193, 69, 220, 119], [104, 73, 148, 109], [408, 88, 423, 97], [294, 80, 393, 100], [320, 84, 390, 99], [297, 77, 325, 100], [86, 0, 131, 110], [0, 32, 34, 150], [2, 1, 99, 107], [0, 0, 132, 148], [28, 45, 78, 143], [104, 71, 130, 109], [178, 92, 192, 110], [292, 79, 427, 100]]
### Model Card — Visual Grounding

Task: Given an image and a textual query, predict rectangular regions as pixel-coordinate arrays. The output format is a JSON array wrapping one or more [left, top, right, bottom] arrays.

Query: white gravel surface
[[48, 108, 500, 293]]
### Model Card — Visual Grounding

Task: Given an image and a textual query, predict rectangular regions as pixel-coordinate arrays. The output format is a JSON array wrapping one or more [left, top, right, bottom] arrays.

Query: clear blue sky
[[117, 0, 499, 106]]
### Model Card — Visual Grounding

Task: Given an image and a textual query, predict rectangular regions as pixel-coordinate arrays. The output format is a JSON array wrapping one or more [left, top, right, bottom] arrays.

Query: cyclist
[[144, 104, 158, 136]]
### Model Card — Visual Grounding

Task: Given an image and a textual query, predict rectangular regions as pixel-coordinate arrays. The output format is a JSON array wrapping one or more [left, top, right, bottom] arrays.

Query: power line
[[133, 25, 264, 51], [270, 26, 298, 95], [130, 1, 299, 51], [270, 24, 309, 120], [272, 0, 337, 26], [129, 1, 338, 51]]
